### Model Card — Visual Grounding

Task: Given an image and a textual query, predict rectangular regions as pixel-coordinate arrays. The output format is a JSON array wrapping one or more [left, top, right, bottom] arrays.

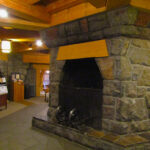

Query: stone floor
[[0, 97, 91, 150], [0, 101, 26, 119]]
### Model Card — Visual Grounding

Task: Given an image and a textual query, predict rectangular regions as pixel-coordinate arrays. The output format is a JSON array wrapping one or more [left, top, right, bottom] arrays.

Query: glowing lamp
[[36, 40, 43, 47], [46, 70, 50, 74], [0, 9, 8, 18], [1, 40, 11, 53]]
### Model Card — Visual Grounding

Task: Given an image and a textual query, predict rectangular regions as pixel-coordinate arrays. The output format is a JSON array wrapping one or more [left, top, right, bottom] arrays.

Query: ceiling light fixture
[[36, 40, 43, 47], [1, 40, 11, 53], [0, 9, 8, 18], [46, 70, 50, 74], [28, 47, 33, 50]]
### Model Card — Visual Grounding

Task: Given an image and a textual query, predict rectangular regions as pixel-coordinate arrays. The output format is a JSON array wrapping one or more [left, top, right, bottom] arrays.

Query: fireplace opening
[[58, 58, 103, 130]]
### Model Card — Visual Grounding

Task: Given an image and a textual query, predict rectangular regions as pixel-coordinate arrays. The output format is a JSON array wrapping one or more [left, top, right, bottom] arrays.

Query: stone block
[[96, 57, 114, 80], [132, 65, 143, 81], [114, 135, 148, 147], [107, 6, 138, 26], [144, 143, 150, 150], [116, 98, 149, 121], [88, 20, 108, 32], [132, 38, 150, 49], [57, 38, 67, 46], [106, 25, 150, 40], [101, 141, 115, 150], [103, 96, 115, 105], [125, 82, 137, 98], [45, 27, 58, 40], [135, 145, 145, 150], [148, 109, 150, 118], [79, 18, 88, 33], [50, 83, 60, 107], [50, 70, 62, 82], [78, 33, 89, 42], [140, 26, 150, 39], [109, 120, 129, 134], [65, 21, 81, 36], [145, 92, 150, 108], [103, 26, 121, 38], [138, 69, 150, 86], [106, 37, 130, 56], [137, 87, 146, 98], [88, 12, 106, 21], [50, 48, 58, 64], [103, 80, 122, 97], [58, 24, 66, 37], [136, 11, 150, 27], [102, 119, 110, 131], [131, 120, 150, 132], [102, 106, 115, 120], [46, 39, 58, 48], [115, 56, 132, 80], [119, 57, 132, 80], [89, 30, 103, 41], [102, 133, 120, 143], [120, 25, 142, 37], [50, 93, 59, 107], [67, 35, 79, 44], [129, 45, 150, 66], [50, 64, 65, 75]]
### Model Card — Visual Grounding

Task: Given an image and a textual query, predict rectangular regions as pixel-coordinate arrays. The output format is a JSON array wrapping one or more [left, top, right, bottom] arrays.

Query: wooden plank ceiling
[[0, 0, 149, 55]]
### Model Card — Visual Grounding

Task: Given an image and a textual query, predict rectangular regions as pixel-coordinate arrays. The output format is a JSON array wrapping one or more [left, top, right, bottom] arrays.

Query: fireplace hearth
[[58, 58, 103, 129], [33, 6, 150, 149]]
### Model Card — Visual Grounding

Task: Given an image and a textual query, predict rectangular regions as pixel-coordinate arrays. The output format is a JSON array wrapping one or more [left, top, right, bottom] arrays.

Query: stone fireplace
[[33, 6, 150, 149], [59, 58, 103, 129]]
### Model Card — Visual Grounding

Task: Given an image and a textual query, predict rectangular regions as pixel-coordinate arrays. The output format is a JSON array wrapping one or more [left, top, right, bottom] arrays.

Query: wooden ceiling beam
[[21, 0, 40, 5], [106, 0, 130, 10], [86, 0, 106, 8], [0, 0, 51, 23], [46, 0, 85, 14], [0, 17, 50, 31], [0, 28, 40, 40], [12, 42, 48, 53], [130, 0, 150, 11]]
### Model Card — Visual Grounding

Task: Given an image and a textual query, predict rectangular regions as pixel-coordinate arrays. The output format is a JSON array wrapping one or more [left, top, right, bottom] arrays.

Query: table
[[0, 94, 7, 109]]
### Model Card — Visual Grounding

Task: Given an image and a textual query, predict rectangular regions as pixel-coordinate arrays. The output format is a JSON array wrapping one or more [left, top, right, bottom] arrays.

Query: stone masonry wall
[[49, 48, 65, 108], [41, 6, 150, 48], [0, 54, 35, 100], [48, 37, 150, 135], [97, 37, 150, 134], [0, 54, 30, 81], [8, 54, 29, 81], [43, 6, 150, 135], [0, 60, 8, 77]]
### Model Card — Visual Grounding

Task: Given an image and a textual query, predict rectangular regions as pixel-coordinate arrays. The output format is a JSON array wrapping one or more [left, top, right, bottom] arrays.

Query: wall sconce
[[1, 40, 12, 53]]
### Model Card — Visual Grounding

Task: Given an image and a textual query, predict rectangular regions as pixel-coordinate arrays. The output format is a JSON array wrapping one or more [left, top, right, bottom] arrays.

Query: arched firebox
[[59, 58, 103, 129]]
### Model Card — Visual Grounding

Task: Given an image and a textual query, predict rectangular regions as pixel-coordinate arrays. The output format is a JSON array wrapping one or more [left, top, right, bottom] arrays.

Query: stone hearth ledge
[[32, 109, 150, 150]]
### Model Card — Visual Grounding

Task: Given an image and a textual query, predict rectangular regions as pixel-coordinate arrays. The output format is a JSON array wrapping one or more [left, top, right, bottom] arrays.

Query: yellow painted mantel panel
[[57, 40, 108, 60]]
